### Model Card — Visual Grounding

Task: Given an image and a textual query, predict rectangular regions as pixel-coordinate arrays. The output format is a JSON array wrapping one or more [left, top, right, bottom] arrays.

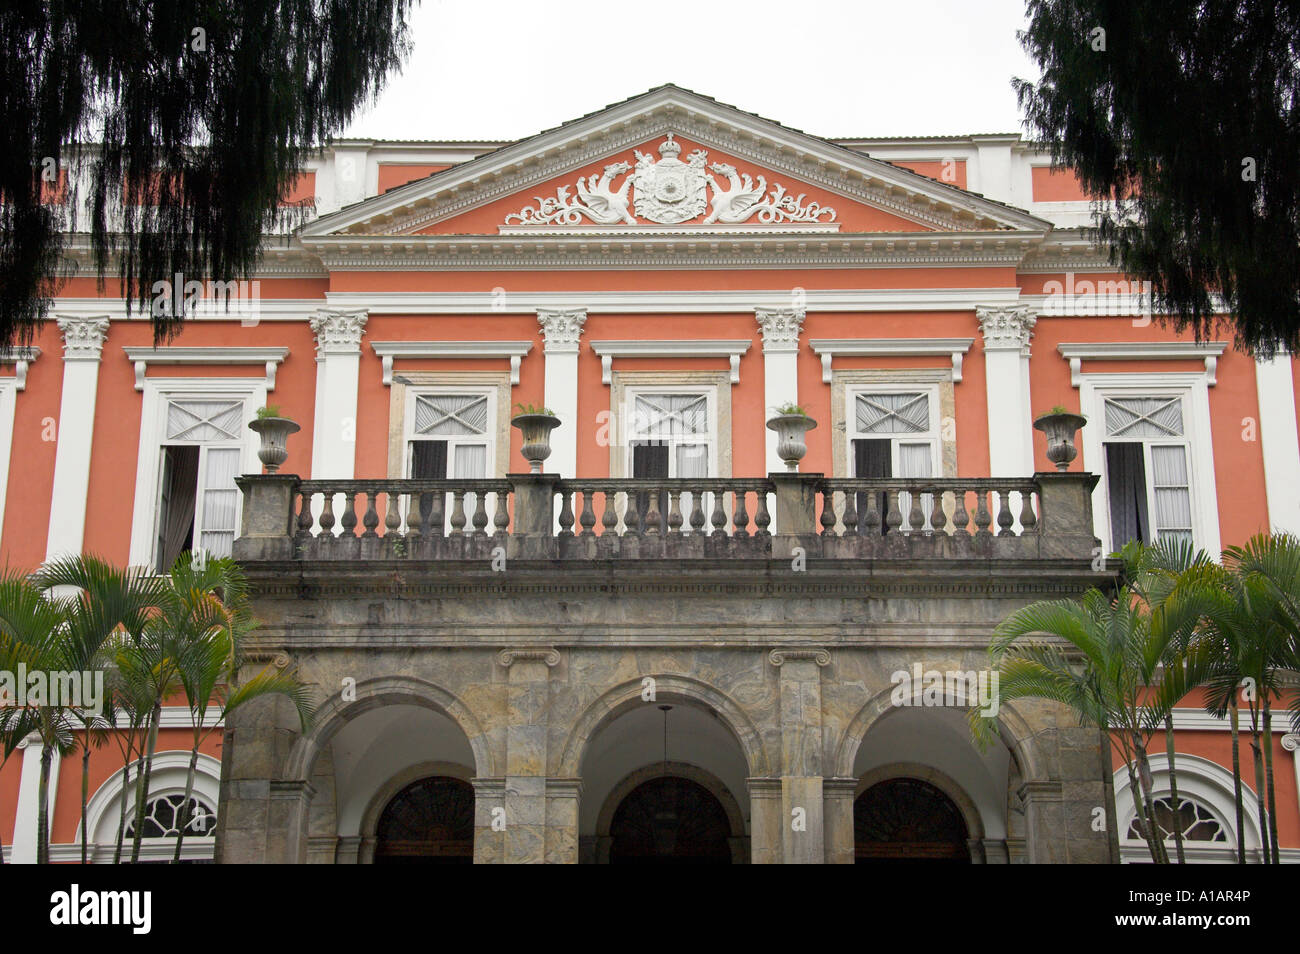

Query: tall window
[[406, 392, 492, 479], [626, 392, 712, 479], [154, 399, 242, 572], [849, 388, 939, 530], [1102, 394, 1194, 549]]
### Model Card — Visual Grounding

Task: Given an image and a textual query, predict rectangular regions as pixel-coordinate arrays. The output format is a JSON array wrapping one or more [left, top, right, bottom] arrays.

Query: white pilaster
[[1283, 735, 1300, 821], [1254, 354, 1300, 535], [11, 733, 60, 864], [45, 316, 109, 562], [977, 305, 1036, 477], [756, 308, 805, 475], [309, 310, 367, 480], [537, 309, 585, 477]]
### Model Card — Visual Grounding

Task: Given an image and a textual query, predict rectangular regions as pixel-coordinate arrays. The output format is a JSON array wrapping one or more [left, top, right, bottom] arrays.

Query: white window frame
[[845, 383, 943, 479], [622, 386, 719, 479], [128, 377, 266, 571], [402, 385, 497, 479], [0, 379, 17, 554], [1079, 373, 1220, 558]]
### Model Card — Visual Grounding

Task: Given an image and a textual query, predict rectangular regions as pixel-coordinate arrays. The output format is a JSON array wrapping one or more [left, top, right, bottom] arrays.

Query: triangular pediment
[[302, 86, 1051, 241]]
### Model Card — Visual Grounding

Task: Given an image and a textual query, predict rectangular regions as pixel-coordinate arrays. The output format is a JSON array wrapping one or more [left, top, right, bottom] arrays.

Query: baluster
[[884, 489, 903, 535], [601, 490, 619, 536], [579, 490, 597, 536], [340, 491, 358, 538], [623, 490, 641, 536], [558, 487, 575, 537], [471, 492, 489, 536], [952, 488, 970, 537], [297, 491, 314, 541], [907, 487, 924, 535], [361, 491, 379, 537], [449, 491, 466, 535], [319, 493, 336, 535], [930, 487, 946, 535], [1019, 487, 1038, 534], [494, 492, 511, 536], [862, 489, 881, 536], [428, 490, 445, 537], [689, 489, 706, 533], [710, 490, 728, 536], [384, 491, 401, 536], [820, 489, 838, 536], [997, 490, 1015, 537], [841, 491, 858, 536], [667, 490, 683, 535], [644, 486, 662, 535], [753, 489, 771, 537], [407, 490, 424, 540], [732, 488, 750, 537], [973, 489, 992, 537]]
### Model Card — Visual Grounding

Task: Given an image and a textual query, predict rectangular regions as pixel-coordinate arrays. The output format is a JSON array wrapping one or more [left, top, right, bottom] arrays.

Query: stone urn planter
[[766, 411, 817, 472], [1033, 409, 1088, 471], [511, 411, 561, 474], [249, 414, 300, 473]]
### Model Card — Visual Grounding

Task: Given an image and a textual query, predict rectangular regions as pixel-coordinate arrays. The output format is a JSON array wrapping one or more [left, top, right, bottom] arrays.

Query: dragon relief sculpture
[[502, 136, 838, 227]]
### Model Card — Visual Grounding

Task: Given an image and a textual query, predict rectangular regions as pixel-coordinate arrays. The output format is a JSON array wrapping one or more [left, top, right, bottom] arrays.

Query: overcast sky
[[343, 0, 1041, 142]]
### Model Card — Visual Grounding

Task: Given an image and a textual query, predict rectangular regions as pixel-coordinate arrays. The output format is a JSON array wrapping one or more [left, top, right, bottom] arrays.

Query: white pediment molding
[[369, 340, 532, 386], [123, 346, 289, 391], [1057, 341, 1228, 387], [590, 340, 752, 385], [301, 86, 1052, 240], [0, 347, 41, 390], [809, 338, 973, 383]]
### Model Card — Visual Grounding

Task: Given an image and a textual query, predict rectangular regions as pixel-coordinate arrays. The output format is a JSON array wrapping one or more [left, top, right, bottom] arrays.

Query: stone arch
[[831, 680, 1045, 783], [557, 673, 772, 778], [355, 760, 476, 865], [854, 762, 987, 844], [284, 674, 497, 782]]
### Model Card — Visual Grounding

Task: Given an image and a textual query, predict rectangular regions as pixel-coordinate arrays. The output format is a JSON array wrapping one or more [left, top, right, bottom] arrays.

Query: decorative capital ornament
[[768, 648, 831, 667], [55, 315, 110, 361], [756, 307, 805, 354], [310, 309, 368, 356], [537, 309, 586, 354], [976, 305, 1036, 355]]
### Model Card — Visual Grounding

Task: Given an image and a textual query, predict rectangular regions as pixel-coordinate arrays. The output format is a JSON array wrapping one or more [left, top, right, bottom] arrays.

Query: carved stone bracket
[[768, 648, 831, 667], [497, 648, 561, 668]]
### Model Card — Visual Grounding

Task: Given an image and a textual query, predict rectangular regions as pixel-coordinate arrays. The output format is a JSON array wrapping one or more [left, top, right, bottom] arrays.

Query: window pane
[[453, 443, 488, 479], [1104, 397, 1183, 438], [1105, 442, 1150, 547], [676, 444, 709, 479], [856, 393, 928, 434], [410, 440, 448, 478], [632, 394, 707, 439], [415, 395, 488, 435], [897, 443, 933, 478], [198, 448, 240, 558], [166, 400, 243, 441]]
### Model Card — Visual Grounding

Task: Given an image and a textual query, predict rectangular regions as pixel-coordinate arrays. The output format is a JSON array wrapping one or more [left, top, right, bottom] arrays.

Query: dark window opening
[[853, 438, 891, 535], [1104, 441, 1149, 548], [156, 445, 199, 573]]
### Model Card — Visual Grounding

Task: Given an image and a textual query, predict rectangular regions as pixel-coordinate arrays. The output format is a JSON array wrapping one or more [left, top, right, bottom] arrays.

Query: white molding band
[[370, 340, 532, 386], [1254, 355, 1300, 535], [590, 340, 751, 386], [1058, 341, 1228, 388], [123, 346, 288, 392], [809, 338, 973, 384], [0, 346, 41, 390]]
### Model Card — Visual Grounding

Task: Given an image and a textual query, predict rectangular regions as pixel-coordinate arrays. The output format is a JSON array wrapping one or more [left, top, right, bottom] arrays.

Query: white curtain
[[676, 443, 709, 529], [454, 443, 489, 529], [198, 446, 240, 558], [1150, 445, 1193, 541], [897, 442, 933, 531]]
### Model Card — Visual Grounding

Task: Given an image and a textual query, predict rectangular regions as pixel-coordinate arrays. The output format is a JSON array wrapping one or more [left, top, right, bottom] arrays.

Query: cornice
[[0, 346, 41, 390], [810, 337, 973, 383], [590, 339, 751, 384], [1058, 341, 1228, 387], [370, 340, 532, 385], [123, 346, 288, 391]]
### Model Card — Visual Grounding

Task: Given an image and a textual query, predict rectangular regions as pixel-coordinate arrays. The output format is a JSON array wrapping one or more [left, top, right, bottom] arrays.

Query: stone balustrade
[[234, 471, 1100, 564]]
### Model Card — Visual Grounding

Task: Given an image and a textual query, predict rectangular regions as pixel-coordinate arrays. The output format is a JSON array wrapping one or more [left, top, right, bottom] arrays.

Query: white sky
[[343, 0, 1041, 142]]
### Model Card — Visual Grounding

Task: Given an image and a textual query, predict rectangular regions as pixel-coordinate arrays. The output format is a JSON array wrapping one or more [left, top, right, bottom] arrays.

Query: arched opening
[[854, 777, 970, 863], [607, 774, 734, 864], [374, 776, 475, 864]]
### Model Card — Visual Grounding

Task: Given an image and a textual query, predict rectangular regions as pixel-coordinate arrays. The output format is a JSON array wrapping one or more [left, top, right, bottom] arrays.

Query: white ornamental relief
[[504, 134, 837, 227]]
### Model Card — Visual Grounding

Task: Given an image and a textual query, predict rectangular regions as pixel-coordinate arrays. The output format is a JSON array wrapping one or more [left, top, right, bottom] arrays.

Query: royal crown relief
[[503, 134, 838, 228]]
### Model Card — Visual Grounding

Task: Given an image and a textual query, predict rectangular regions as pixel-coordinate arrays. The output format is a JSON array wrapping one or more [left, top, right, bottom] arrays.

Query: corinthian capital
[[310, 309, 368, 356], [977, 305, 1036, 355], [756, 307, 805, 354], [55, 315, 111, 361], [537, 308, 586, 354]]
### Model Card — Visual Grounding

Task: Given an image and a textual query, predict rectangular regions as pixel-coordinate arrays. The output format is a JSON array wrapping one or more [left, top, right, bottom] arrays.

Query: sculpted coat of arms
[[505, 134, 836, 227]]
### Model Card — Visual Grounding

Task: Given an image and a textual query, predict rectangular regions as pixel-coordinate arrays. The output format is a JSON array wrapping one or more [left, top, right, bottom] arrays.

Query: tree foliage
[[1017, 1, 1300, 355], [0, 0, 413, 350]]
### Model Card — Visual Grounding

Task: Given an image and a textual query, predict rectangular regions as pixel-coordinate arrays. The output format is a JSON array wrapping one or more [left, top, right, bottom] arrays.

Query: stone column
[[472, 777, 506, 864], [11, 733, 59, 863], [976, 305, 1036, 478], [308, 309, 367, 481], [770, 648, 830, 864], [823, 777, 858, 864], [1254, 354, 1300, 535], [757, 308, 804, 532], [214, 693, 301, 863], [544, 778, 582, 863], [537, 309, 585, 479], [747, 777, 783, 864], [45, 315, 109, 562], [1282, 735, 1300, 823], [499, 648, 560, 864]]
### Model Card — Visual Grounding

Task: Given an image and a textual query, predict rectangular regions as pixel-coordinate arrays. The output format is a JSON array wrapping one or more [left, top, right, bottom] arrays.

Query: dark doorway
[[854, 777, 971, 863], [374, 776, 474, 864], [608, 776, 733, 864]]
